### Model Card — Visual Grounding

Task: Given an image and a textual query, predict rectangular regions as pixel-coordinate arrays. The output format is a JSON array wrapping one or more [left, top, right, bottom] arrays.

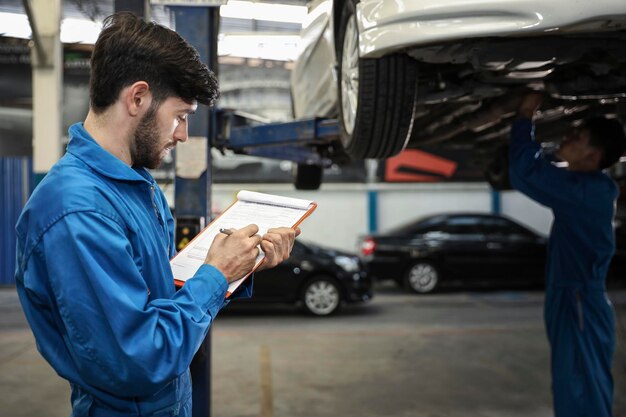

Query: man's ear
[[125, 81, 152, 117]]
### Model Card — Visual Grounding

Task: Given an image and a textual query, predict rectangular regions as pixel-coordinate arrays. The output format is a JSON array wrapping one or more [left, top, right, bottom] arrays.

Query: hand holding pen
[[214, 225, 300, 272], [204, 224, 262, 283]]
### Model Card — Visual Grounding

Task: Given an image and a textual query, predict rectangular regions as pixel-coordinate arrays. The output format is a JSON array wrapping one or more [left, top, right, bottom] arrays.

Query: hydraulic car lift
[[216, 111, 344, 189], [220, 114, 340, 165]]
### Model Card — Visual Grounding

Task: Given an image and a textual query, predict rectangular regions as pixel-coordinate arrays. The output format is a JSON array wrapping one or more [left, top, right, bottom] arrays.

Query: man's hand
[[204, 224, 262, 283], [257, 227, 300, 271], [517, 92, 544, 120]]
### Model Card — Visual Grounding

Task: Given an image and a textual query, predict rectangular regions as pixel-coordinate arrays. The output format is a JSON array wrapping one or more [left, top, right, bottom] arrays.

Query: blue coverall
[[509, 118, 617, 417], [15, 123, 251, 416]]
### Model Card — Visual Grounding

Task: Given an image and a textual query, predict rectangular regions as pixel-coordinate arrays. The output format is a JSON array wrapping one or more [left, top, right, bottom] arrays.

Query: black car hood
[[302, 240, 357, 259]]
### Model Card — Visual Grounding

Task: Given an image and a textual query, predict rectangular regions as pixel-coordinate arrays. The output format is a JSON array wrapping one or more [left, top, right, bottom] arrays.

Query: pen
[[219, 228, 233, 236]]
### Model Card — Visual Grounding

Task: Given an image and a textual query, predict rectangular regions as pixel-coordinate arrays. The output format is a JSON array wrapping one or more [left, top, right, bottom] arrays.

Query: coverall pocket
[[151, 402, 181, 417]]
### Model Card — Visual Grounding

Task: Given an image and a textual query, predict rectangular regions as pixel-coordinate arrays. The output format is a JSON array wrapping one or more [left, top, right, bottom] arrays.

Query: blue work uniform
[[509, 118, 616, 417], [15, 123, 251, 417]]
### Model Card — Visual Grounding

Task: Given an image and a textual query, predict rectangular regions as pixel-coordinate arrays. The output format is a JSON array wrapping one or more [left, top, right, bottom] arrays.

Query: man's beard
[[131, 105, 162, 169]]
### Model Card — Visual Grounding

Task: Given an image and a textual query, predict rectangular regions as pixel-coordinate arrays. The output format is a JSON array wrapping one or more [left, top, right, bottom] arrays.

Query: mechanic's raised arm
[[508, 93, 585, 210]]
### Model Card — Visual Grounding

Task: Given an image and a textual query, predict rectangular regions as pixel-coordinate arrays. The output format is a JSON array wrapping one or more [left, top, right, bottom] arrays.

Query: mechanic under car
[[509, 92, 626, 417]]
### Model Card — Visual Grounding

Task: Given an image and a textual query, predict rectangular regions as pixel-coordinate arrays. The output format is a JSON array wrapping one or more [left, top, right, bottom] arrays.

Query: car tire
[[405, 261, 439, 294], [301, 276, 342, 316], [293, 163, 323, 190], [336, 0, 418, 159]]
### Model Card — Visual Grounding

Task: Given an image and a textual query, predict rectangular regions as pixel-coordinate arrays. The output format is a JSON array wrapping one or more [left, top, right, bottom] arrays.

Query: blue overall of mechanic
[[509, 93, 626, 417], [15, 13, 297, 417]]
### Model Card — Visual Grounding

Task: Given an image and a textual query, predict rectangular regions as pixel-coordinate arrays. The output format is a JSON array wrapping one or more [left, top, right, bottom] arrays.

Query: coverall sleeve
[[36, 209, 228, 397], [508, 118, 585, 210]]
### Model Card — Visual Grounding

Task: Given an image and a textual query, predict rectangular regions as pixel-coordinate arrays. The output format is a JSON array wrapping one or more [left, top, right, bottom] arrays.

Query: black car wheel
[[301, 276, 341, 316], [293, 163, 323, 190], [336, 0, 418, 159], [405, 261, 439, 294]]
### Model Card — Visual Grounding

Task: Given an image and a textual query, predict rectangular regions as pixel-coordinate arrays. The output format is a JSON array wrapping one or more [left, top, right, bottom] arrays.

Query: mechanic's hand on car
[[517, 92, 544, 120], [205, 224, 262, 283], [257, 227, 300, 271]]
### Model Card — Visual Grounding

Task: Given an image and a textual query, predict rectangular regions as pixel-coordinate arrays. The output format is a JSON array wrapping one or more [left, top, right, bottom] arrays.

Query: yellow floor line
[[260, 345, 274, 417]]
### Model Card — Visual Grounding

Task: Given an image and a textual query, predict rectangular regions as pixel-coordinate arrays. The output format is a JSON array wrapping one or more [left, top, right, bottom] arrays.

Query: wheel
[[301, 276, 341, 316], [336, 0, 418, 159], [405, 261, 439, 294], [293, 163, 323, 190]]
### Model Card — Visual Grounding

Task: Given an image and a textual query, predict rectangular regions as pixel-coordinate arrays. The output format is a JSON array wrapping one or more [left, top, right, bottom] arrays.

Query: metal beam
[[21, 0, 47, 67]]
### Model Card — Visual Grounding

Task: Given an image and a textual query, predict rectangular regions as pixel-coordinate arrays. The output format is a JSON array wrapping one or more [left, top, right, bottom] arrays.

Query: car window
[[391, 216, 445, 236], [481, 217, 536, 238], [480, 218, 511, 235], [442, 216, 482, 234]]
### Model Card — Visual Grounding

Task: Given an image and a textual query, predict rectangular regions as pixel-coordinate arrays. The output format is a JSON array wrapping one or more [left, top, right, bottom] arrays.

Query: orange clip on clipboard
[[170, 190, 317, 298]]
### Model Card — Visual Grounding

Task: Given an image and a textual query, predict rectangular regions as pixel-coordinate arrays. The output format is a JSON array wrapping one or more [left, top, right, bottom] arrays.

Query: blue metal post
[[491, 189, 502, 214], [368, 189, 378, 233], [171, 6, 220, 417]]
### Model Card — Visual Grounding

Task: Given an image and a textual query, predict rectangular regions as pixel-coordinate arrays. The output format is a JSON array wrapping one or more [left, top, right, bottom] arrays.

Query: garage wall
[[501, 190, 554, 236], [210, 183, 554, 253], [376, 183, 492, 231]]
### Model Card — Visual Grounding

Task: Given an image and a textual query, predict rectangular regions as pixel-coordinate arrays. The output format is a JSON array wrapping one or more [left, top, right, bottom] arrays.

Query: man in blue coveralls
[[14, 12, 297, 417], [509, 92, 626, 417]]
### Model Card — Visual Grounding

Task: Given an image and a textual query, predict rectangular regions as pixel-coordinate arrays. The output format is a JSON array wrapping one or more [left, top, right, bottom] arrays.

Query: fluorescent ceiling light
[[220, 1, 307, 24], [0, 9, 303, 61], [0, 12, 32, 39], [60, 18, 102, 44], [218, 33, 300, 61]]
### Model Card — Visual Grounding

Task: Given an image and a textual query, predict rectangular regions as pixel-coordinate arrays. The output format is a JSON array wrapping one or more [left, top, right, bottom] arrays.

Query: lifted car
[[291, 0, 626, 184]]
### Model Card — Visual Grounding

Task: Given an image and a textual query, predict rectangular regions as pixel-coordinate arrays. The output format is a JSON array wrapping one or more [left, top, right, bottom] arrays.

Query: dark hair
[[581, 117, 626, 170], [89, 12, 219, 112]]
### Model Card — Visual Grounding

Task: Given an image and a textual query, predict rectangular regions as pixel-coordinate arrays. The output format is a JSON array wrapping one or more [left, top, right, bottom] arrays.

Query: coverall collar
[[67, 122, 153, 183]]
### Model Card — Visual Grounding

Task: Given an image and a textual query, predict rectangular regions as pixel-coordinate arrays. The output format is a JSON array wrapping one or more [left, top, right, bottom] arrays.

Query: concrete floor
[[1, 284, 625, 417]]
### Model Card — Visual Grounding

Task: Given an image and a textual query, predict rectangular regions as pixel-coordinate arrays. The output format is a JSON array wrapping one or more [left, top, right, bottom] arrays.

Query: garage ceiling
[[0, 0, 309, 24]]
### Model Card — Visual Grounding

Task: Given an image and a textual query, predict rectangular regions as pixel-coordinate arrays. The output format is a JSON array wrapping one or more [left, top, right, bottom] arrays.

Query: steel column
[[170, 6, 220, 417]]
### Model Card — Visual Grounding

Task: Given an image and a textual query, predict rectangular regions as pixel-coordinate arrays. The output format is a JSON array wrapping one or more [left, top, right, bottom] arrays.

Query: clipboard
[[170, 190, 317, 298]]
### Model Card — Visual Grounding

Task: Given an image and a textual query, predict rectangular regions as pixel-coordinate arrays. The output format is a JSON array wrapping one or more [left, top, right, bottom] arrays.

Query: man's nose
[[174, 121, 188, 143]]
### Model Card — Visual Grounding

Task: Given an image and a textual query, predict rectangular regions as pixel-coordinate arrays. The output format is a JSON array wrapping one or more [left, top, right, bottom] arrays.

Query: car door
[[437, 215, 489, 279], [480, 217, 547, 283], [251, 241, 308, 302]]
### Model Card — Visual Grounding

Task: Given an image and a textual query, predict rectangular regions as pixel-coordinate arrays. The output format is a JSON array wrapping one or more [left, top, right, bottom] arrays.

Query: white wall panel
[[501, 190, 553, 236], [376, 183, 492, 232]]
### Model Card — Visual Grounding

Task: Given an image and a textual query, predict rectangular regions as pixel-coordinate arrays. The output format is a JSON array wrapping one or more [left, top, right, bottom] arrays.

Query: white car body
[[293, 0, 626, 120], [357, 0, 626, 58]]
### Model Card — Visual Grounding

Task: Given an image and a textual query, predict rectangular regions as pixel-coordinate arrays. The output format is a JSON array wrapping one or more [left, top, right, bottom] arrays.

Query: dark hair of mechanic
[[89, 11, 219, 112], [580, 117, 626, 169]]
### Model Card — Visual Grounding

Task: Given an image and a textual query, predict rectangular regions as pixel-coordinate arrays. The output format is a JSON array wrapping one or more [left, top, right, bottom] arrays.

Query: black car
[[359, 213, 548, 294], [232, 240, 372, 316]]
